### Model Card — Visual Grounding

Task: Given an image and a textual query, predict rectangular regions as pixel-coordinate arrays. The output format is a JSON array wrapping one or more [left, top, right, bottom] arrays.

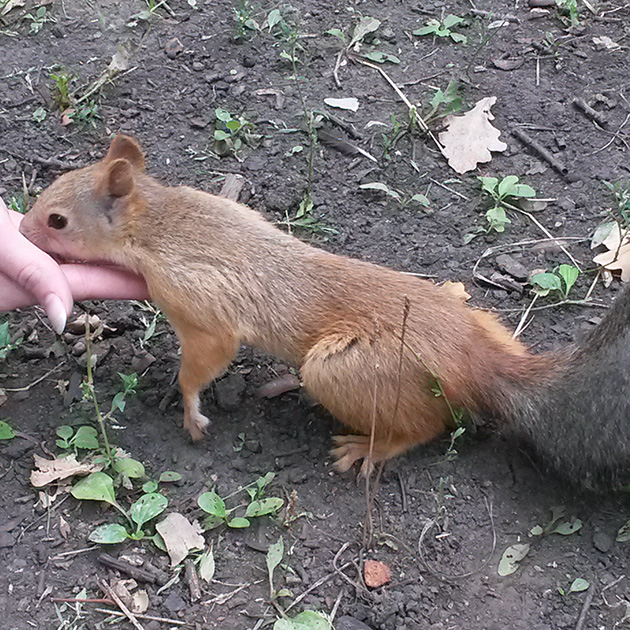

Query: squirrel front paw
[[184, 410, 211, 441]]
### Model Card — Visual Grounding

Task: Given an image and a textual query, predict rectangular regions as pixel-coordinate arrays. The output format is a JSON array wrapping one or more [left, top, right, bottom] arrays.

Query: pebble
[[164, 37, 184, 59], [593, 531, 613, 553]]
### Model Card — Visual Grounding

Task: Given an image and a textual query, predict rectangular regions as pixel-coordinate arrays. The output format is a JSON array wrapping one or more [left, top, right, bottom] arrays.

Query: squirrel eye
[[47, 213, 68, 230]]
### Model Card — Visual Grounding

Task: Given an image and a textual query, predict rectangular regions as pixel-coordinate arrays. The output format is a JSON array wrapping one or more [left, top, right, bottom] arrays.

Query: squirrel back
[[19, 134, 630, 486]]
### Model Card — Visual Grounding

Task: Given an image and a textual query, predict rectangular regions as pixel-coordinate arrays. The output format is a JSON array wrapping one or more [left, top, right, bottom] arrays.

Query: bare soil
[[1, 1, 630, 629]]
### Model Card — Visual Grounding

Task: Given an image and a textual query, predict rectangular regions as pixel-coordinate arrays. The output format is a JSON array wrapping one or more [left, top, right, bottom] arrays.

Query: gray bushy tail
[[499, 285, 630, 487]]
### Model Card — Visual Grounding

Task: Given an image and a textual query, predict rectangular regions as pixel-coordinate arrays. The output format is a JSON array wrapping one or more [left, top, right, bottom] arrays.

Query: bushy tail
[[494, 286, 630, 487]]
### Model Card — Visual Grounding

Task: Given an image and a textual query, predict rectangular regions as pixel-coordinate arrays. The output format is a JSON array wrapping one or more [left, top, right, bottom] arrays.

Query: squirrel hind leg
[[332, 434, 414, 476], [174, 324, 239, 441]]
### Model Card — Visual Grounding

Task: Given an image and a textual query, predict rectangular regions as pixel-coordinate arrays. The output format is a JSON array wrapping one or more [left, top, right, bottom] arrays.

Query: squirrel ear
[[100, 158, 135, 198], [104, 134, 145, 171]]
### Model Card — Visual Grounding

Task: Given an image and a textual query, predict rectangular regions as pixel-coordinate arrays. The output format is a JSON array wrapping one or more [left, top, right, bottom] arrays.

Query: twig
[[98, 579, 145, 630], [284, 562, 352, 613], [513, 128, 569, 177], [397, 472, 408, 513], [575, 586, 595, 630], [429, 178, 469, 201], [586, 112, 630, 156], [4, 361, 66, 392], [185, 559, 202, 602], [94, 608, 187, 626], [97, 553, 166, 584], [572, 98, 608, 127]]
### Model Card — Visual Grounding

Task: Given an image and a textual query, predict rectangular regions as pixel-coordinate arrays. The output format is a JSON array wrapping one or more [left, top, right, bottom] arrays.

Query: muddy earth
[[1, 0, 630, 628]]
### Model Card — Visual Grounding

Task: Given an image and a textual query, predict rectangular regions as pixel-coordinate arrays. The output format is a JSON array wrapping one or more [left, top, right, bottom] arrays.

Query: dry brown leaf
[[31, 454, 104, 487], [155, 513, 205, 566], [58, 515, 71, 539], [1, 0, 26, 16], [592, 223, 630, 282], [439, 96, 507, 173], [364, 559, 392, 588]]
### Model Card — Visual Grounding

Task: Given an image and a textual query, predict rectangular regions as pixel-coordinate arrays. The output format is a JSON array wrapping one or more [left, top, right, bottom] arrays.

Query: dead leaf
[[593, 36, 620, 51], [491, 58, 525, 71], [59, 515, 71, 539], [31, 454, 104, 487], [592, 223, 630, 282], [155, 513, 205, 567], [324, 97, 360, 112], [131, 590, 149, 614], [438, 96, 507, 174], [364, 559, 392, 588]]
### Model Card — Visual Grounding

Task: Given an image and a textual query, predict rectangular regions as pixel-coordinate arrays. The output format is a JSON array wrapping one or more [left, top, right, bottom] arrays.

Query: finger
[[61, 265, 150, 301]]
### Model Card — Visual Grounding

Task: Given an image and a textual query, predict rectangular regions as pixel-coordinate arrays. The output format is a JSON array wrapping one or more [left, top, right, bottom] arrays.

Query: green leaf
[[558, 264, 579, 296], [215, 108, 231, 122], [142, 480, 159, 493], [498, 543, 530, 576], [549, 519, 582, 536], [530, 525, 544, 536], [72, 426, 99, 450], [512, 184, 536, 198], [325, 28, 345, 43], [591, 221, 616, 249], [479, 176, 498, 194], [226, 119, 242, 132], [152, 532, 167, 552], [410, 193, 430, 207], [214, 129, 231, 141], [245, 497, 284, 518], [0, 420, 15, 440], [111, 392, 126, 413], [267, 537, 284, 576], [56, 425, 74, 440], [350, 16, 380, 47], [199, 546, 215, 582], [89, 523, 129, 544], [274, 610, 331, 630], [267, 9, 282, 30], [498, 175, 519, 199], [486, 206, 511, 232], [71, 472, 118, 506], [449, 32, 467, 44], [531, 272, 562, 296], [569, 578, 589, 593], [361, 51, 400, 64], [413, 22, 439, 36], [33, 106, 47, 122], [159, 471, 182, 483], [616, 520, 630, 542], [227, 517, 251, 528], [442, 14, 464, 28], [198, 491, 227, 518], [130, 493, 168, 529], [203, 514, 224, 530], [359, 182, 402, 202], [114, 457, 145, 479]]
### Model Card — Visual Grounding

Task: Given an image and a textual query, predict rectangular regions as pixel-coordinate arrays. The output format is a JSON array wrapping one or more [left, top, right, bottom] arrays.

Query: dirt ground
[[1, 0, 630, 628]]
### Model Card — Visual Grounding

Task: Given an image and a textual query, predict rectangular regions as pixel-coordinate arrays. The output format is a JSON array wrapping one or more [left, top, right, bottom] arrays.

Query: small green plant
[[531, 264, 580, 299], [555, 0, 579, 26], [56, 425, 99, 451], [50, 71, 72, 110], [24, 6, 51, 34], [413, 14, 468, 44], [425, 79, 462, 122], [198, 472, 284, 529], [326, 16, 400, 64], [604, 180, 630, 226], [32, 106, 46, 123], [233, 0, 260, 40], [213, 107, 256, 156], [128, 0, 168, 25], [478, 175, 537, 234], [69, 99, 100, 126], [359, 182, 430, 209], [7, 193, 28, 214], [0, 420, 16, 441], [72, 472, 168, 543], [0, 321, 22, 360]]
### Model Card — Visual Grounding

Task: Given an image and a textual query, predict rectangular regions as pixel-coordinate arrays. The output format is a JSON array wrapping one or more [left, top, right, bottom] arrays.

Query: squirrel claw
[[332, 435, 376, 477], [184, 411, 211, 442]]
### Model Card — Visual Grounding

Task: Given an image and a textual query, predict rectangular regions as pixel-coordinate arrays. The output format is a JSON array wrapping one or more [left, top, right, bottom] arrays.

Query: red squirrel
[[19, 135, 630, 485]]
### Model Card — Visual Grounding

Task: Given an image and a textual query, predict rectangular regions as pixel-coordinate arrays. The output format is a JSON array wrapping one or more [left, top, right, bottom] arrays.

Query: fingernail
[[46, 295, 67, 334]]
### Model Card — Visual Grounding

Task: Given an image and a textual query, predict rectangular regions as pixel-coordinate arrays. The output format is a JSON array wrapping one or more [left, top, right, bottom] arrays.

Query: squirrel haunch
[[20, 135, 630, 486]]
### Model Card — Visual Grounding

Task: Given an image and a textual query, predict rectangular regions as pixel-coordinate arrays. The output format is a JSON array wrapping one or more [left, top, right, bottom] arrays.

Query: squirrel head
[[19, 134, 146, 265]]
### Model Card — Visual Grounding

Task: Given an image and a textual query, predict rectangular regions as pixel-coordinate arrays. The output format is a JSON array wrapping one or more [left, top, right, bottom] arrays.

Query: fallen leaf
[[592, 223, 630, 282], [58, 515, 71, 539], [364, 559, 392, 588], [31, 454, 104, 487], [438, 96, 507, 174], [1, 0, 26, 16], [491, 58, 525, 71], [131, 590, 149, 614], [593, 35, 620, 51], [155, 513, 205, 566], [324, 97, 359, 112], [498, 543, 530, 576]]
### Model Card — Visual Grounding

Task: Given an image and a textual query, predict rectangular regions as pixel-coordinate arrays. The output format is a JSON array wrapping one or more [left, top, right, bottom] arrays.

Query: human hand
[[0, 198, 149, 331]]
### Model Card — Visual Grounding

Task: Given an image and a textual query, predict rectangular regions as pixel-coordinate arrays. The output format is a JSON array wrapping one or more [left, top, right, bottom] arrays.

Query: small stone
[[163, 591, 186, 613], [0, 532, 16, 548], [496, 254, 529, 282], [242, 56, 256, 68], [215, 374, 246, 411], [336, 615, 375, 630], [164, 37, 184, 59], [50, 25, 65, 38], [189, 117, 209, 129], [593, 531, 613, 553], [192, 61, 205, 72]]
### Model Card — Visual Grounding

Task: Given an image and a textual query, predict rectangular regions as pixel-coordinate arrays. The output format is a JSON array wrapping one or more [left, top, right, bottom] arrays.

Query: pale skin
[[0, 197, 148, 331]]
